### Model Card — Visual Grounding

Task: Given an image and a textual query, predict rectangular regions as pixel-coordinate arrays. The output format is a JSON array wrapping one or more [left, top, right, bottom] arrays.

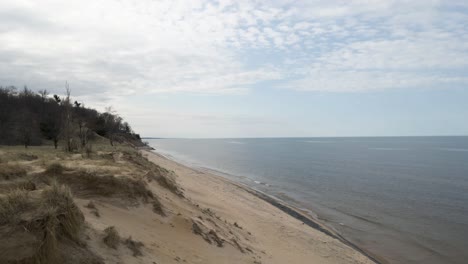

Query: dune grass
[[41, 182, 85, 243], [0, 182, 87, 263], [103, 226, 120, 249], [48, 169, 154, 202], [45, 163, 65, 176], [0, 143, 174, 262], [0, 164, 27, 180], [124, 236, 144, 257], [141, 157, 183, 196], [0, 188, 31, 224]]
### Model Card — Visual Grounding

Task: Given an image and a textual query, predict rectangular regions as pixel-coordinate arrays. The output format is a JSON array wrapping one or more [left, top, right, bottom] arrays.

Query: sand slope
[[138, 150, 375, 264]]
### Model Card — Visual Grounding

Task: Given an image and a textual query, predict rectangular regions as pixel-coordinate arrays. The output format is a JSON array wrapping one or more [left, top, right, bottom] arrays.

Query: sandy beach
[[0, 144, 379, 264], [140, 149, 378, 264]]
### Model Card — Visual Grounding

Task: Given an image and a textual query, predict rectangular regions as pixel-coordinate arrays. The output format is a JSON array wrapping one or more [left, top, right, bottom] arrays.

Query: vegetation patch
[[40, 182, 85, 243], [0, 179, 36, 192], [49, 169, 154, 202], [0, 86, 143, 149], [45, 163, 65, 176], [124, 236, 144, 257], [146, 167, 183, 197], [0, 188, 31, 224], [0, 164, 27, 180], [0, 182, 102, 264], [103, 226, 120, 249], [155, 172, 183, 196], [17, 153, 38, 161], [123, 149, 183, 196], [86, 200, 100, 217], [86, 200, 97, 209], [191, 219, 225, 247], [152, 199, 165, 216]]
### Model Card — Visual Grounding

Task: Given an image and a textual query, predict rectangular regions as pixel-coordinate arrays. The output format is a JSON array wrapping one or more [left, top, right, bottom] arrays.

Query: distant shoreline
[[146, 148, 385, 264]]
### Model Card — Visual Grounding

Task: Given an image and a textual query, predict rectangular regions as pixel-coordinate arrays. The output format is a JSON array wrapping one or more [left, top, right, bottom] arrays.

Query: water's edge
[[146, 148, 386, 264]]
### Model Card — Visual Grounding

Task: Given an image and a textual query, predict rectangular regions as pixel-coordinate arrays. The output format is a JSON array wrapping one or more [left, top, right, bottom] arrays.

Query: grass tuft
[[0, 164, 27, 180], [0, 182, 86, 263], [152, 199, 165, 216], [146, 168, 183, 197], [155, 173, 182, 196], [17, 153, 38, 161], [45, 163, 65, 176], [85, 200, 96, 209], [41, 181, 85, 243], [33, 209, 61, 264], [103, 226, 120, 249], [0, 188, 30, 224], [52, 169, 155, 203], [85, 200, 100, 217], [124, 236, 144, 257]]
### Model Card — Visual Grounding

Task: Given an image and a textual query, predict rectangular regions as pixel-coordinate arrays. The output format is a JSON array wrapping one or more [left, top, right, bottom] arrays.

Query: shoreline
[[145, 148, 386, 264]]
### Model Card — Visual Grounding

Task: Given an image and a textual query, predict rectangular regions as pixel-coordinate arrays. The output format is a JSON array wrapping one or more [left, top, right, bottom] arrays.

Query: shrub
[[103, 226, 120, 249], [45, 163, 65, 176]]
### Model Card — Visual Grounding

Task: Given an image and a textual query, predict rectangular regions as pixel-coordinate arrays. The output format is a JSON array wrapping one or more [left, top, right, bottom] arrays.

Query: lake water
[[147, 137, 468, 264]]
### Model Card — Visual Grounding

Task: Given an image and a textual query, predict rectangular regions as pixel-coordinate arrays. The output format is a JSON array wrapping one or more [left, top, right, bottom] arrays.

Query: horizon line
[[141, 135, 468, 139]]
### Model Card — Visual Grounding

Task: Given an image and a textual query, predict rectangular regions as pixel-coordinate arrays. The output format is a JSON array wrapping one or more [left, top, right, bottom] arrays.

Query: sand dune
[[0, 145, 377, 264]]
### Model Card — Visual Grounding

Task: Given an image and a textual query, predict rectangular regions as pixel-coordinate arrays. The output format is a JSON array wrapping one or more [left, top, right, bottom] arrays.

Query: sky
[[1, 0, 467, 138]]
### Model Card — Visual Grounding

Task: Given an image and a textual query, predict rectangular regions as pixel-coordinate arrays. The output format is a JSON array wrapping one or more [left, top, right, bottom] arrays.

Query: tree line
[[0, 85, 142, 149]]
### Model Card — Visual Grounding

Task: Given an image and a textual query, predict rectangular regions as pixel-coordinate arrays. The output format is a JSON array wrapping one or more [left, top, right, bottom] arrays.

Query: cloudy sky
[[1, 0, 467, 137]]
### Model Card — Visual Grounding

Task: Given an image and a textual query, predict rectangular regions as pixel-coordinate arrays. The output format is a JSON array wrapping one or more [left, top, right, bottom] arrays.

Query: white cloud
[[285, 71, 468, 92], [0, 0, 467, 98], [0, 0, 282, 97]]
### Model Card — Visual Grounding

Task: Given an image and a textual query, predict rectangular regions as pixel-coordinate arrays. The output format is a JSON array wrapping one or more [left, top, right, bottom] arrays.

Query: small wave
[[437, 148, 468, 152], [369, 147, 409, 151], [305, 141, 333, 144], [253, 180, 270, 187], [226, 141, 245, 144]]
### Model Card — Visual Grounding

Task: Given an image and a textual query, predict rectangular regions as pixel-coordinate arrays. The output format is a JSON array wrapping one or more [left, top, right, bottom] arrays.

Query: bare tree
[[75, 104, 89, 148], [62, 82, 73, 152], [103, 106, 121, 146], [38, 89, 48, 128]]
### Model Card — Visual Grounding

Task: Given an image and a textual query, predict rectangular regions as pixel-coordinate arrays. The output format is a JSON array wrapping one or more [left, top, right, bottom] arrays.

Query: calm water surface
[[147, 137, 468, 264]]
